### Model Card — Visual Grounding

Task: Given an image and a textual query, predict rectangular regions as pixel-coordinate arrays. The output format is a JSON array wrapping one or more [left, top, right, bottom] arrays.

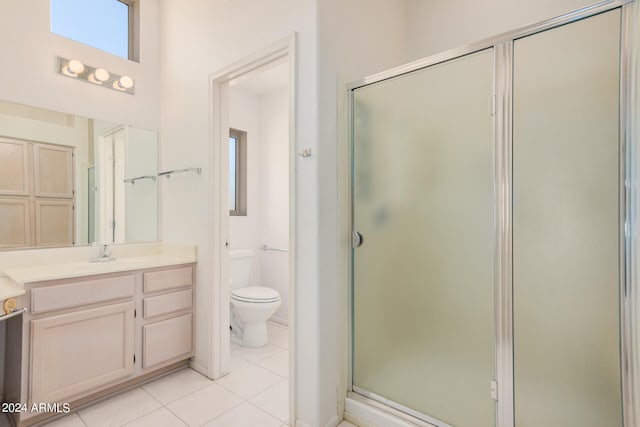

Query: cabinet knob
[[3, 298, 17, 315]]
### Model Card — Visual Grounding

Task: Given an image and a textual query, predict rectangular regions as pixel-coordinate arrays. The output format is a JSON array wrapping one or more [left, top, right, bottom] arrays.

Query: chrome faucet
[[90, 244, 115, 262]]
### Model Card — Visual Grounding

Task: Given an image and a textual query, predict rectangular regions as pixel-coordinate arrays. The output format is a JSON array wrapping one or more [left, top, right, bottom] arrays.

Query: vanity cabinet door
[[30, 301, 135, 404]]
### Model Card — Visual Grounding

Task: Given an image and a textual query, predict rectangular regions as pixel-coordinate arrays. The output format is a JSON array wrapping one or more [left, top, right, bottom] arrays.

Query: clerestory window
[[50, 0, 138, 61]]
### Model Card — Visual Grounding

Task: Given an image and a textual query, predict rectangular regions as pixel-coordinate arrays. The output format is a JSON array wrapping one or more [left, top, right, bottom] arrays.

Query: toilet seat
[[231, 286, 280, 303]]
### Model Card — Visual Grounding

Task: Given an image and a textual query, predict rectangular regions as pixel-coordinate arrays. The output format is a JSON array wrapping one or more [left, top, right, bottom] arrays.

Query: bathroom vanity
[[0, 247, 196, 426]]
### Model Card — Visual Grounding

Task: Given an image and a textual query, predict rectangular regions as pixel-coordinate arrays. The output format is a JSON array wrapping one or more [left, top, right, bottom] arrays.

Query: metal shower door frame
[[347, 1, 639, 426]]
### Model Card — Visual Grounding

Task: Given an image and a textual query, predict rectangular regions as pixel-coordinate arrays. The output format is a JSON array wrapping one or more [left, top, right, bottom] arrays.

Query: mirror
[[0, 100, 158, 250]]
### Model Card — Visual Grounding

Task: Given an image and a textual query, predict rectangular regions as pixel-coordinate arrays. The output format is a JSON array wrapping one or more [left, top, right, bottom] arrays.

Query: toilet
[[229, 249, 281, 347]]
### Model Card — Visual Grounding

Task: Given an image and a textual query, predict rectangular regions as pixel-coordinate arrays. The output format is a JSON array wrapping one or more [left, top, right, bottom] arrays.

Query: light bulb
[[114, 75, 134, 90], [94, 68, 110, 82], [63, 59, 85, 77], [89, 68, 110, 84]]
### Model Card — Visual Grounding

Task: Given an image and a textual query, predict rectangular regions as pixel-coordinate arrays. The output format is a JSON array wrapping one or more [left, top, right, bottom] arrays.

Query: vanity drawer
[[142, 313, 193, 368], [143, 266, 192, 293], [31, 275, 135, 314], [143, 289, 192, 319]]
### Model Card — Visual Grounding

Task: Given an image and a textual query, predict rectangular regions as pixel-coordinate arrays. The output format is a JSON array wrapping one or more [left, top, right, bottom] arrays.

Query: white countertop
[[3, 254, 196, 285], [0, 276, 25, 299]]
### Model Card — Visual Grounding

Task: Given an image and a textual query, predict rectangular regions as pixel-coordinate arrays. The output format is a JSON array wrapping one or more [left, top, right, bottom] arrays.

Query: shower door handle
[[352, 231, 364, 248]]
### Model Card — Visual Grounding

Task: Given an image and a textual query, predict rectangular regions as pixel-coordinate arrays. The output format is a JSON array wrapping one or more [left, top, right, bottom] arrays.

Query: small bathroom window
[[229, 128, 247, 216], [50, 0, 138, 61]]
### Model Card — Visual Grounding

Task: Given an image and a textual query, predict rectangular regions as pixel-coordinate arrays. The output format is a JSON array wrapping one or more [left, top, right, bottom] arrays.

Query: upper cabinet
[[0, 138, 75, 249], [0, 138, 29, 196], [33, 143, 74, 198]]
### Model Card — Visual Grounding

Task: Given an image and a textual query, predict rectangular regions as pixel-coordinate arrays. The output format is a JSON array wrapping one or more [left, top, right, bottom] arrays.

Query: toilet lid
[[231, 286, 280, 303]]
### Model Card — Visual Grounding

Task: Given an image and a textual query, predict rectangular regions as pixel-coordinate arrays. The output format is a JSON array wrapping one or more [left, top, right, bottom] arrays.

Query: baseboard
[[344, 412, 376, 427], [270, 316, 288, 326], [346, 394, 431, 427], [294, 415, 341, 427], [325, 415, 340, 427], [189, 360, 210, 379]]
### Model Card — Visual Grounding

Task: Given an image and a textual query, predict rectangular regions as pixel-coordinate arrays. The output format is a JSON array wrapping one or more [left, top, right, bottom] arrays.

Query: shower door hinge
[[490, 380, 498, 401], [489, 94, 496, 116]]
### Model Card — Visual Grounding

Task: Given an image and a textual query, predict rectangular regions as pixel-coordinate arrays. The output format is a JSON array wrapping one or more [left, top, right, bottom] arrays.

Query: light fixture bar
[[57, 57, 135, 95]]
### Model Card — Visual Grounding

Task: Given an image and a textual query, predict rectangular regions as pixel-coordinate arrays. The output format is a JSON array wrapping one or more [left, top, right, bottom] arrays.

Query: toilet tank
[[229, 249, 254, 290]]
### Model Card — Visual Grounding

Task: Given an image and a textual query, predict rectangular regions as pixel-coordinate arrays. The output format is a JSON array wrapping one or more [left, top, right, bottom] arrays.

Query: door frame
[[207, 34, 297, 424], [341, 1, 639, 426]]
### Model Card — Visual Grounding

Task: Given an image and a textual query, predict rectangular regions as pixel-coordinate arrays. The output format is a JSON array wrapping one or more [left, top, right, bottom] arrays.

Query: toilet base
[[241, 322, 268, 348]]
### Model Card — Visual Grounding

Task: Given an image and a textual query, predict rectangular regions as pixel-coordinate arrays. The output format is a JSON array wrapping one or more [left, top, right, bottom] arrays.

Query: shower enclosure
[[349, 2, 638, 426]]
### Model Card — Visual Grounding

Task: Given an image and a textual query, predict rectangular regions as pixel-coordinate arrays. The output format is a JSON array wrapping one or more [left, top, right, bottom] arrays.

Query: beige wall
[[405, 0, 604, 60]]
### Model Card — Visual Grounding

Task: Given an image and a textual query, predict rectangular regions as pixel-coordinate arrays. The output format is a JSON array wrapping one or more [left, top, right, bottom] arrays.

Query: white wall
[[316, 1, 409, 424], [259, 88, 290, 324], [125, 127, 158, 243], [229, 87, 262, 285], [0, 0, 161, 130], [405, 0, 604, 60]]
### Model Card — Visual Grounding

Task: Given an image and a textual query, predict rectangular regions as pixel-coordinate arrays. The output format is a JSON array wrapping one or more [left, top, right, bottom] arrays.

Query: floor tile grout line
[[138, 384, 165, 406], [254, 350, 289, 377], [75, 411, 90, 427], [226, 352, 286, 382], [245, 397, 289, 423], [247, 378, 290, 423], [192, 399, 245, 427], [114, 388, 179, 426], [110, 388, 161, 427], [157, 379, 224, 409], [198, 400, 246, 427], [160, 401, 193, 427], [214, 376, 283, 401], [142, 375, 214, 406], [254, 366, 288, 378]]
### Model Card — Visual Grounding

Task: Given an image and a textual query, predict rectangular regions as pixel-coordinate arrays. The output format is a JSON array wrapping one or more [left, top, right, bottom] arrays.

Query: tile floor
[[39, 322, 356, 427]]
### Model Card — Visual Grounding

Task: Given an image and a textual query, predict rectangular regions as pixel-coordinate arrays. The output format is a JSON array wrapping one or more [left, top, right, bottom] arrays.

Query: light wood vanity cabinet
[[141, 267, 194, 369], [30, 302, 135, 405], [21, 263, 195, 419]]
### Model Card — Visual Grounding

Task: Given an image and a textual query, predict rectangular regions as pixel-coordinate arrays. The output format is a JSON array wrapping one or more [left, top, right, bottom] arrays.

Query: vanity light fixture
[[57, 57, 135, 95]]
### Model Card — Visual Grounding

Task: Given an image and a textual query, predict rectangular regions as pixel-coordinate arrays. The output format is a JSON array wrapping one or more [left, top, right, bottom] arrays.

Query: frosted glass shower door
[[352, 49, 495, 427], [512, 10, 622, 427]]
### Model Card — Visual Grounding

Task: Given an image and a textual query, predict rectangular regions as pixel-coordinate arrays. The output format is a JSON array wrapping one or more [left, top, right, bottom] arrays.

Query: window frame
[[119, 0, 140, 61], [50, 0, 139, 62], [229, 128, 247, 216]]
